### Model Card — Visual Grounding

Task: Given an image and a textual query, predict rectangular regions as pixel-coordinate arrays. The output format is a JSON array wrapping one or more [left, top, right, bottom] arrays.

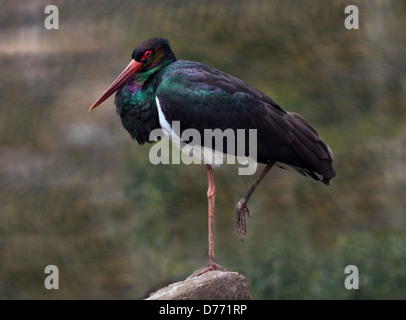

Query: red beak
[[89, 59, 143, 111]]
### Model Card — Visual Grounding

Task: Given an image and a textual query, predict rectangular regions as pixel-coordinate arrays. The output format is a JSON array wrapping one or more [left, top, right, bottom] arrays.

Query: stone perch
[[146, 271, 251, 300]]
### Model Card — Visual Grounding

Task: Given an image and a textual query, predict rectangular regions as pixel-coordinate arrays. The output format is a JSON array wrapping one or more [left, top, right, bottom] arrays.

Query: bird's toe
[[235, 201, 252, 240], [188, 262, 226, 279]]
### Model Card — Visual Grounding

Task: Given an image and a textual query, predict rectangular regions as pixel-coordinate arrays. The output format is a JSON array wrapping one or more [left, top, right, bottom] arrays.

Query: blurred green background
[[1, 0, 406, 299]]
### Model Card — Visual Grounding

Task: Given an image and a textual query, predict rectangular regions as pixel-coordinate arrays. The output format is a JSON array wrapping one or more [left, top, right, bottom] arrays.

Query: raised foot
[[235, 199, 252, 240], [187, 262, 226, 279]]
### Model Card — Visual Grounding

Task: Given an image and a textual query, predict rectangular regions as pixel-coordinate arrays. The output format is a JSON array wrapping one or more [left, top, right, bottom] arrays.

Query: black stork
[[89, 38, 335, 277]]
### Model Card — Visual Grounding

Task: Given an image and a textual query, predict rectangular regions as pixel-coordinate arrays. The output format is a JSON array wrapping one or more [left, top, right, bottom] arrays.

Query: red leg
[[236, 162, 275, 240], [188, 165, 225, 278], [207, 164, 216, 266]]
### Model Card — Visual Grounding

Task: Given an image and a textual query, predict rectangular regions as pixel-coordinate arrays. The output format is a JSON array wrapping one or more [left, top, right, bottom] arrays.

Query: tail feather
[[286, 112, 335, 182], [276, 162, 331, 185]]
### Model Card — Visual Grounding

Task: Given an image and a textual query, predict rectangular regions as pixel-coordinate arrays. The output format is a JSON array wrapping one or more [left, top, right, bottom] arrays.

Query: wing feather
[[155, 60, 335, 181]]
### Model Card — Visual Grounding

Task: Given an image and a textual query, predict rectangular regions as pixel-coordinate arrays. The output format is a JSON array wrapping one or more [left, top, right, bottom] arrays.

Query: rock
[[145, 271, 251, 300]]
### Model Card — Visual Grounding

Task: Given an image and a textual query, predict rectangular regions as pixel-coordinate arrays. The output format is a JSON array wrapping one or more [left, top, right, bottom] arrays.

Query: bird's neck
[[117, 58, 174, 104], [134, 59, 174, 85]]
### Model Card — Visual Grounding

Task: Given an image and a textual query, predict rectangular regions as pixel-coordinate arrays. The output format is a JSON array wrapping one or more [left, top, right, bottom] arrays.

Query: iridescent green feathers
[[115, 38, 176, 144]]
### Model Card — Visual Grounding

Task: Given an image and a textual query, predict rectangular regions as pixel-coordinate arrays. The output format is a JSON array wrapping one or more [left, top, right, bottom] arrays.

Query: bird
[[89, 37, 335, 277]]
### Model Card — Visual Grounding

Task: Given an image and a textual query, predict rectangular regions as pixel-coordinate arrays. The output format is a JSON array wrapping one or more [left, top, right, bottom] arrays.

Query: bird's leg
[[236, 161, 276, 240], [188, 165, 225, 278], [207, 164, 217, 267]]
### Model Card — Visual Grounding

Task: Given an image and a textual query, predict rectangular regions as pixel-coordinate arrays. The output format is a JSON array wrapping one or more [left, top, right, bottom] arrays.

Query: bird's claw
[[235, 200, 252, 240], [188, 262, 226, 279]]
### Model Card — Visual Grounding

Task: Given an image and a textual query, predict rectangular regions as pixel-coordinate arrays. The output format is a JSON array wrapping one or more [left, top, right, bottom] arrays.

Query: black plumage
[[155, 60, 334, 183]]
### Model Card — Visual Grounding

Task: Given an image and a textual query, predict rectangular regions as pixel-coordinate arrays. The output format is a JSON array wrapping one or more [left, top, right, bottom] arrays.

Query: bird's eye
[[141, 50, 152, 61]]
